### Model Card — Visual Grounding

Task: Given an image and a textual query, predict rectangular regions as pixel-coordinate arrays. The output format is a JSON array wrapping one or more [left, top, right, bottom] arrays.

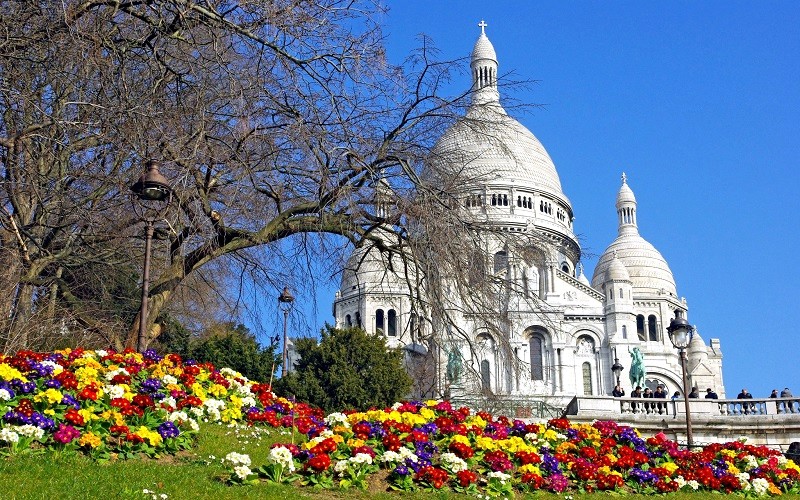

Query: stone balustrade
[[565, 396, 800, 449]]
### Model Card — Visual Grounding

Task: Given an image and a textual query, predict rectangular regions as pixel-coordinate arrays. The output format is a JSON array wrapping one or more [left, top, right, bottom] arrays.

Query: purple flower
[[393, 465, 411, 477], [629, 468, 659, 483], [31, 412, 55, 430], [141, 378, 162, 393], [61, 394, 80, 409], [45, 379, 61, 389], [158, 421, 180, 438], [157, 421, 180, 439], [143, 349, 162, 362]]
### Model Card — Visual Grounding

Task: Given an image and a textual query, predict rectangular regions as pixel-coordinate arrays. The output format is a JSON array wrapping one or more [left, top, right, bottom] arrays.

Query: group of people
[[612, 384, 797, 415]]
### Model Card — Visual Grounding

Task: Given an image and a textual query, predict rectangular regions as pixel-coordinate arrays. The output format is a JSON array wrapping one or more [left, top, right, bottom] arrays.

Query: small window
[[387, 310, 397, 336], [622, 325, 628, 339], [502, 194, 508, 206], [637, 315, 646, 341], [517, 195, 522, 207], [491, 194, 497, 206], [619, 288, 623, 299], [480, 360, 491, 391], [648, 315, 658, 341], [530, 334, 544, 381], [582, 362, 593, 395], [561, 263, 569, 273], [355, 312, 361, 328], [345, 314, 352, 327], [375, 309, 384, 333], [493, 251, 508, 273]]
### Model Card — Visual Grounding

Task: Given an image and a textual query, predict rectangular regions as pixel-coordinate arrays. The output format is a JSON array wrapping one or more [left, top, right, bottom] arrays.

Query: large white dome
[[430, 103, 567, 202]]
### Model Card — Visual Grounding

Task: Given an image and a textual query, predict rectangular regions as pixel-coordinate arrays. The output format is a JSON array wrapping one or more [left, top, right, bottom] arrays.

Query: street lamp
[[667, 314, 695, 448], [130, 160, 172, 353], [278, 286, 295, 375], [611, 348, 624, 387]]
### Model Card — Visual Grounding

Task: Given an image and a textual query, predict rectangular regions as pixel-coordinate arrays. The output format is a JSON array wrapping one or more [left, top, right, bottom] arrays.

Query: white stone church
[[330, 25, 726, 402]]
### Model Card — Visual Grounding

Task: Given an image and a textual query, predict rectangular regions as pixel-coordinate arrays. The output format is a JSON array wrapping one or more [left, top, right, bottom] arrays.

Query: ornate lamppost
[[278, 286, 295, 375], [611, 348, 624, 387], [130, 160, 172, 353], [667, 315, 695, 448]]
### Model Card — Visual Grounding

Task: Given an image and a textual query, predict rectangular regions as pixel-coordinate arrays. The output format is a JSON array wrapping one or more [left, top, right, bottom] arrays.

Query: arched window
[[622, 325, 628, 339], [529, 333, 545, 381], [561, 263, 570, 273], [345, 314, 352, 327], [491, 194, 497, 206], [387, 309, 397, 336], [355, 312, 361, 328], [375, 309, 384, 333], [480, 360, 491, 391], [619, 288, 623, 299], [493, 251, 508, 273], [408, 312, 417, 338], [648, 315, 658, 341], [582, 362, 593, 395], [636, 315, 646, 341]]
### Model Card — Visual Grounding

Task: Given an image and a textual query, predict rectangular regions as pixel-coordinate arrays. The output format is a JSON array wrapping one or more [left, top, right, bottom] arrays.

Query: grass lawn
[[1, 423, 798, 499]]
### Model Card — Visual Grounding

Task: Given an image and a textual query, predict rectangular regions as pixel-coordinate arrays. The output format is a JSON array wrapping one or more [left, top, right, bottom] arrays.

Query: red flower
[[306, 454, 331, 472], [64, 408, 85, 426], [382, 433, 401, 452], [456, 470, 478, 487]]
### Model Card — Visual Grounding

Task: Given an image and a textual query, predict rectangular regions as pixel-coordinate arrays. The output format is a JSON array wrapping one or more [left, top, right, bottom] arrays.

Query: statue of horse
[[628, 347, 646, 389]]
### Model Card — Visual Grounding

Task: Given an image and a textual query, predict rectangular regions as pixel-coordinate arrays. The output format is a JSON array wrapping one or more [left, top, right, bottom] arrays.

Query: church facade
[[331, 26, 725, 401]]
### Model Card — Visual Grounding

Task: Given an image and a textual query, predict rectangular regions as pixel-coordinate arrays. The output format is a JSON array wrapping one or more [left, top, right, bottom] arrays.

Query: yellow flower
[[519, 464, 541, 475], [604, 453, 618, 464], [208, 383, 228, 397], [0, 363, 27, 382], [135, 426, 162, 446], [78, 432, 102, 449], [44, 409, 55, 416], [465, 415, 487, 428], [331, 434, 344, 444], [721, 449, 736, 460], [555, 442, 576, 454], [190, 383, 207, 399], [34, 388, 63, 405], [79, 407, 99, 422], [74, 366, 99, 383], [347, 438, 365, 448], [419, 407, 434, 420], [425, 400, 439, 407], [474, 436, 497, 451], [785, 460, 800, 473], [728, 464, 740, 474], [450, 434, 471, 446], [221, 407, 241, 422], [662, 462, 679, 474]]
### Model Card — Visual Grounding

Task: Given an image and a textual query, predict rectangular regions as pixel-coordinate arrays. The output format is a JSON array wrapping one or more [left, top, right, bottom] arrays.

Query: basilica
[[330, 25, 725, 401]]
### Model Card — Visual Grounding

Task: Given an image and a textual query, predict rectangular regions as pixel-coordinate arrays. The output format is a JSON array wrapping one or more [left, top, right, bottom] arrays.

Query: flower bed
[[0, 348, 311, 460], [232, 401, 800, 496], [1, 349, 799, 495]]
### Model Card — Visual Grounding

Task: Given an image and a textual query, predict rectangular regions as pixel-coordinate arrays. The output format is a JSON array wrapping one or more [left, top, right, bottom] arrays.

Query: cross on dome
[[478, 20, 487, 34], [621, 172, 627, 184]]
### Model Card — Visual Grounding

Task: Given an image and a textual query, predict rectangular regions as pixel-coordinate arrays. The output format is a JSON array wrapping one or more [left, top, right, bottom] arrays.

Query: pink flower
[[53, 423, 81, 444]]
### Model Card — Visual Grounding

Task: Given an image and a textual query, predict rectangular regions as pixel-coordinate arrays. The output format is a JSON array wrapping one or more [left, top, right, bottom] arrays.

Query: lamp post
[[611, 348, 624, 387], [278, 286, 295, 375], [130, 160, 172, 353], [667, 315, 695, 448]]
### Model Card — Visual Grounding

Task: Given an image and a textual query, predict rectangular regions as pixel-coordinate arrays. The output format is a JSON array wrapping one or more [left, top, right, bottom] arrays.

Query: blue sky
[[271, 2, 799, 398]]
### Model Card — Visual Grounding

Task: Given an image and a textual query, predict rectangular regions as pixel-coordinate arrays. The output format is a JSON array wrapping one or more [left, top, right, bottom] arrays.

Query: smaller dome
[[472, 33, 497, 62], [577, 264, 591, 286], [605, 254, 631, 282], [616, 173, 636, 208]]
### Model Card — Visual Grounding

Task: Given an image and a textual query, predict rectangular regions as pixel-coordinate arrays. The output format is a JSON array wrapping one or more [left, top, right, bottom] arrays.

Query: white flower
[[233, 465, 252, 480], [686, 479, 700, 490], [105, 367, 129, 381], [743, 454, 759, 469], [161, 375, 178, 385], [349, 453, 373, 466], [240, 396, 257, 408], [168, 411, 189, 422], [223, 452, 251, 467], [0, 427, 20, 443], [103, 384, 126, 400], [0, 389, 11, 401], [440, 452, 468, 472], [268, 446, 295, 472], [324, 412, 351, 428], [674, 476, 686, 488], [391, 402, 403, 411], [16, 425, 45, 440], [379, 451, 403, 463], [752, 477, 769, 495], [333, 460, 349, 474], [777, 455, 788, 466], [487, 471, 511, 483]]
